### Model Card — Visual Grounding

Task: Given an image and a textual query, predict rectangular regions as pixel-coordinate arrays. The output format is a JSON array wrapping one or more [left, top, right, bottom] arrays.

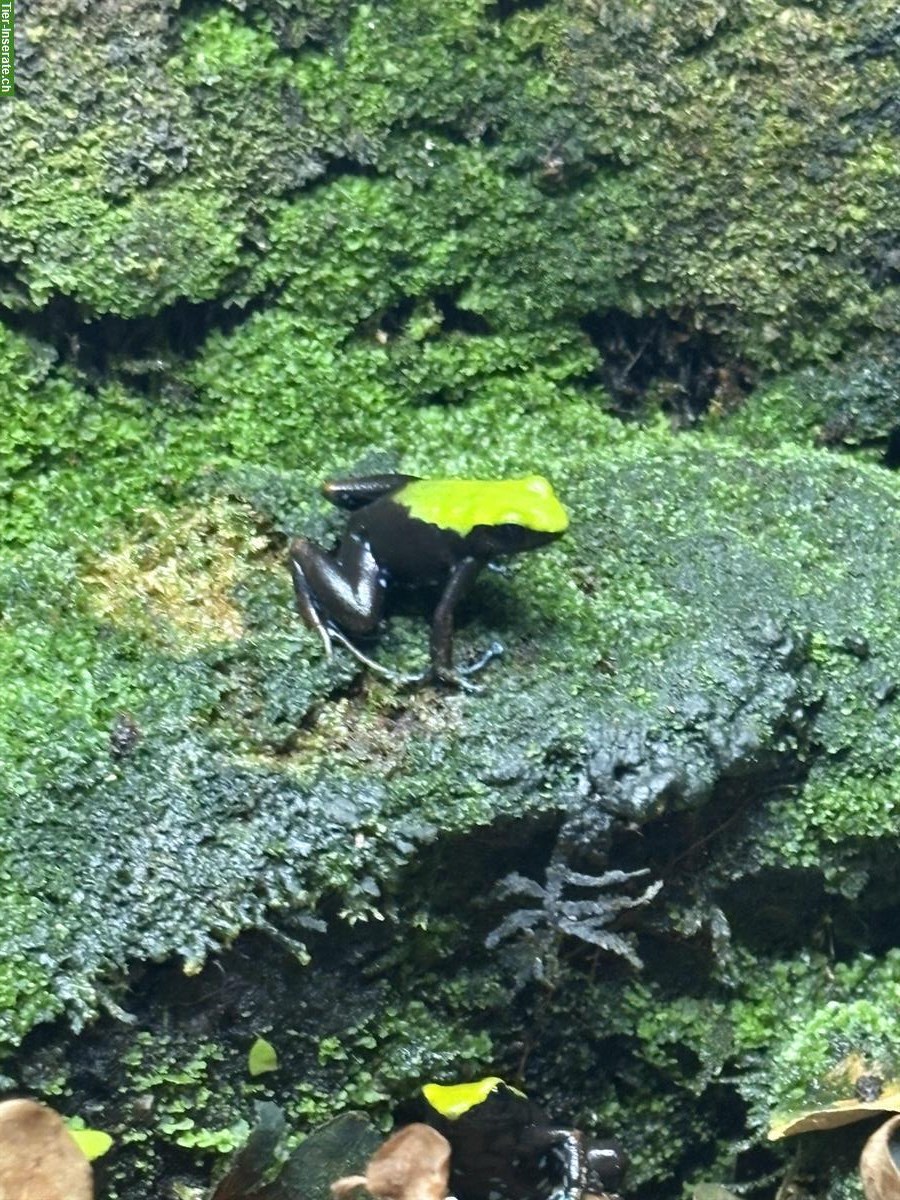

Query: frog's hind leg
[[290, 534, 430, 684], [289, 533, 385, 662], [289, 541, 335, 658], [322, 474, 419, 511]]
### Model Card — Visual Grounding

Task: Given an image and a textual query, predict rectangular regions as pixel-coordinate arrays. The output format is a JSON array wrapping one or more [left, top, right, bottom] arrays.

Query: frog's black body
[[289, 473, 567, 687], [346, 497, 558, 585], [418, 1080, 626, 1200]]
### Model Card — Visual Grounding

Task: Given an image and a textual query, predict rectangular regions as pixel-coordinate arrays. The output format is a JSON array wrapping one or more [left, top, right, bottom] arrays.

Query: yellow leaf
[[68, 1126, 114, 1160], [248, 1036, 279, 1077]]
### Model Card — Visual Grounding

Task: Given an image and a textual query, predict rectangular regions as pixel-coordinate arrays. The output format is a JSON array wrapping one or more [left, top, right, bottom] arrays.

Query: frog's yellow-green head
[[422, 1076, 526, 1119], [396, 476, 569, 538]]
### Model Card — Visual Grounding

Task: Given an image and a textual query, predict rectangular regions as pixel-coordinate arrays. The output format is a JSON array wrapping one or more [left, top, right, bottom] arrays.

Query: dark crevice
[[621, 741, 816, 966], [637, 772, 801, 883], [351, 289, 492, 347], [172, 0, 228, 28], [388, 810, 565, 935], [885, 427, 900, 468], [433, 290, 492, 335], [316, 153, 381, 179], [764, 859, 900, 961], [265, 149, 385, 204], [631, 750, 900, 966], [489, 0, 551, 19], [580, 309, 755, 425], [717, 867, 828, 956], [352, 296, 418, 344], [0, 288, 275, 400], [818, 426, 900, 469], [396, 115, 508, 152]]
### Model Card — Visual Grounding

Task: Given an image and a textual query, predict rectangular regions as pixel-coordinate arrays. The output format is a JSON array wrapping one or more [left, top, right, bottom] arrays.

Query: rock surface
[[0, 1100, 92, 1200]]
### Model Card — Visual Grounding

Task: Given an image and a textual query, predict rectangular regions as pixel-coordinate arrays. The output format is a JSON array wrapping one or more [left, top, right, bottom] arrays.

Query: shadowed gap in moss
[[0, 292, 273, 402], [580, 309, 755, 425]]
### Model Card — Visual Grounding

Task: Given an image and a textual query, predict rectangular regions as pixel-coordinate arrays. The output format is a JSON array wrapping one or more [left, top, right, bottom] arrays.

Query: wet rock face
[[5, 404, 900, 1198], [581, 625, 811, 828], [5, 433, 899, 1021]]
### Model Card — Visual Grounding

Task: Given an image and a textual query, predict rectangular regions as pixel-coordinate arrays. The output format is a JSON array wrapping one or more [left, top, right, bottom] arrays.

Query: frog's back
[[348, 475, 568, 583], [393, 476, 568, 537]]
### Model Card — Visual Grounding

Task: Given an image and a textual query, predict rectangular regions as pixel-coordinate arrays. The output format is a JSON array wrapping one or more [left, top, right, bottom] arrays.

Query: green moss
[[0, 948, 61, 1052], [534, 0, 900, 366], [10, 0, 900, 367], [295, 1000, 493, 1123], [37, 942, 501, 1196], [4, 356, 900, 1045], [104, 1035, 248, 1187], [718, 339, 900, 454], [734, 951, 900, 1123]]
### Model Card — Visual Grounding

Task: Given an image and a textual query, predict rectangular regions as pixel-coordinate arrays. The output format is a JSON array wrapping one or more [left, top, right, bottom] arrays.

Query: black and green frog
[[290, 473, 569, 687], [415, 1075, 626, 1200]]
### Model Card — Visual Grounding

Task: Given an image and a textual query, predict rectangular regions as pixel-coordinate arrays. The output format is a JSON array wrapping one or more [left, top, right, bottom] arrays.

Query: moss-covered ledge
[[4, 397, 900, 1192]]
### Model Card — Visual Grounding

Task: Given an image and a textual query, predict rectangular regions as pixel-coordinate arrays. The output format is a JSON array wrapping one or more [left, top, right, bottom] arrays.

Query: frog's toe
[[433, 669, 485, 694], [457, 640, 504, 677]]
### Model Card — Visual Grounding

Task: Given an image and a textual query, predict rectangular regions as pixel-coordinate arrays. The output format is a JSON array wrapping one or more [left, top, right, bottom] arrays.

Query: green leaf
[[66, 1120, 114, 1161], [248, 1035, 279, 1077]]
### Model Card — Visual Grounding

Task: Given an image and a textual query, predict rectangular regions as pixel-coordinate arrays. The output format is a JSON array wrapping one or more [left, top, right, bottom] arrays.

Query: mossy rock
[[4, 367, 900, 1043], [7, 0, 900, 371], [720, 339, 900, 461], [5, 0, 900, 1194]]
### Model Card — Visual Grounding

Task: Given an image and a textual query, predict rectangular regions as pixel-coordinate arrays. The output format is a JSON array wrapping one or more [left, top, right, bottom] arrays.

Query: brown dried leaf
[[0, 1098, 93, 1200], [331, 1124, 450, 1200], [768, 1089, 900, 1140], [861, 1114, 900, 1200]]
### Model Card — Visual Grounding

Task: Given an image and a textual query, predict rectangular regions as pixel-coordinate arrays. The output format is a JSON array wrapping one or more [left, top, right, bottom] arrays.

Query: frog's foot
[[325, 630, 503, 691], [327, 625, 430, 686], [432, 669, 485, 694], [457, 639, 504, 676], [431, 641, 504, 692]]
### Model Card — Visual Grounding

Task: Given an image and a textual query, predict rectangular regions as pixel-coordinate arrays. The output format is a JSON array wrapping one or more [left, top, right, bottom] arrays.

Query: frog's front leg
[[289, 532, 385, 659], [545, 1129, 586, 1200], [430, 558, 502, 689], [559, 1130, 586, 1199]]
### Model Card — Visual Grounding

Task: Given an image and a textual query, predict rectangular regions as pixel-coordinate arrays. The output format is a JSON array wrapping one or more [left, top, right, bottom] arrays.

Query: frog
[[416, 1076, 626, 1200], [289, 473, 569, 688]]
